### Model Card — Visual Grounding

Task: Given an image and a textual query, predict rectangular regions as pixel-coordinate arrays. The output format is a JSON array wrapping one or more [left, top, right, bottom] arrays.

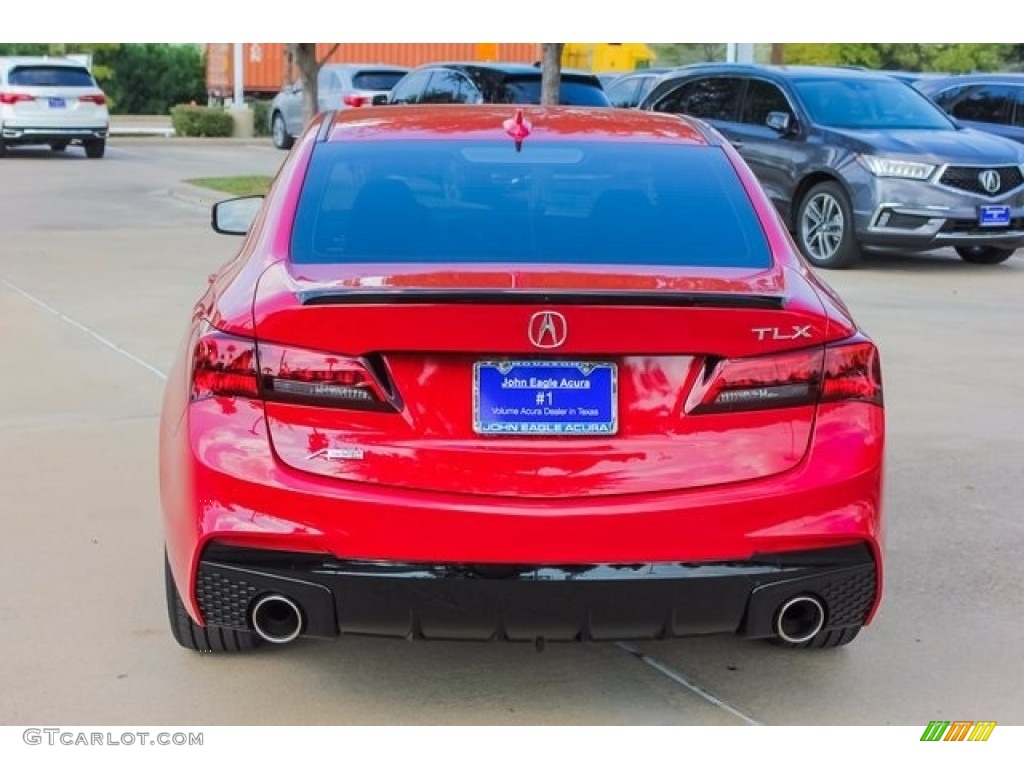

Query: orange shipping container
[[205, 43, 541, 98]]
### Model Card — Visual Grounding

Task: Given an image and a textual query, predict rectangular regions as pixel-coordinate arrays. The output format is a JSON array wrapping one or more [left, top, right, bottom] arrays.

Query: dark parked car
[[641, 64, 1024, 267], [384, 62, 610, 106], [270, 64, 408, 150], [915, 73, 1024, 146], [603, 67, 673, 108]]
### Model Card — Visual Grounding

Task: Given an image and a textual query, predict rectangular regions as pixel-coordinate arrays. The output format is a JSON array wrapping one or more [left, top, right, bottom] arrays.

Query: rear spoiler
[[298, 289, 786, 309]]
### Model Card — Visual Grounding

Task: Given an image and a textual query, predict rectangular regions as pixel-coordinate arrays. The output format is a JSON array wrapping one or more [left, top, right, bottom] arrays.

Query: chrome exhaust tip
[[250, 594, 303, 644], [774, 595, 826, 644]]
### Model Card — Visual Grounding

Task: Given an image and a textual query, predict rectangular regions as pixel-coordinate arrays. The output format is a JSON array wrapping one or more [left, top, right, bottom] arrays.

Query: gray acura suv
[[640, 65, 1024, 268]]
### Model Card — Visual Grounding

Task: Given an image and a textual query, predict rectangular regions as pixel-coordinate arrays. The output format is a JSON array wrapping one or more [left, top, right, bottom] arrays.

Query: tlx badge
[[752, 325, 812, 341]]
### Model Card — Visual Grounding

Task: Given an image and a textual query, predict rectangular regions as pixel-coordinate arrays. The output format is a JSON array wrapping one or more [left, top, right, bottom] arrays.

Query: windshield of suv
[[8, 65, 95, 87], [291, 140, 771, 268], [794, 78, 954, 130]]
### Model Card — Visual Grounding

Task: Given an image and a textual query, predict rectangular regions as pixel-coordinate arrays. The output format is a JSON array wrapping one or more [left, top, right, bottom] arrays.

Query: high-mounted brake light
[[688, 339, 882, 415], [503, 108, 531, 152]]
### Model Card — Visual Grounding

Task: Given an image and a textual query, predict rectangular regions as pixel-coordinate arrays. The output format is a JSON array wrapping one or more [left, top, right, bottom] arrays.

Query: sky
[[5, 1, 1018, 44]]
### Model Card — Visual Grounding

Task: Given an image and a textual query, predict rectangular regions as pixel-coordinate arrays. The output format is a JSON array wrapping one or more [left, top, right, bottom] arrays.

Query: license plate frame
[[978, 205, 1011, 228], [473, 360, 618, 436]]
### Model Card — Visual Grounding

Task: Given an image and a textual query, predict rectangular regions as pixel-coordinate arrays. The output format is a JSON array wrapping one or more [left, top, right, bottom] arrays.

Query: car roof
[[409, 62, 597, 78], [917, 72, 1024, 90], [0, 56, 89, 69], [658, 63, 911, 83], [321, 63, 409, 72], [326, 105, 712, 145]]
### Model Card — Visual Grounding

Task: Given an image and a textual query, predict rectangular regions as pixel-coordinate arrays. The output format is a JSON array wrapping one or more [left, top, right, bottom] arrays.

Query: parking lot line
[[1, 277, 168, 381], [617, 642, 763, 726]]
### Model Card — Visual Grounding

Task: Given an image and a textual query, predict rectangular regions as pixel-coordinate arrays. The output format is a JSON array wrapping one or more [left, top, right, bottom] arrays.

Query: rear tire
[[272, 113, 293, 150], [165, 552, 261, 652], [0, 139, 7, 158], [84, 139, 105, 159], [795, 181, 861, 269], [955, 246, 1015, 265], [770, 626, 861, 649]]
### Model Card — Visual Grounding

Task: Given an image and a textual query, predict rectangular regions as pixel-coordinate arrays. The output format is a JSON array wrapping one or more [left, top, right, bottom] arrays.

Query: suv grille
[[938, 166, 1024, 197]]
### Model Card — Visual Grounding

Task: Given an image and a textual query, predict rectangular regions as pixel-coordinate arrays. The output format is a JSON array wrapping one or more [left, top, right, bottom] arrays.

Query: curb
[[112, 136, 274, 148]]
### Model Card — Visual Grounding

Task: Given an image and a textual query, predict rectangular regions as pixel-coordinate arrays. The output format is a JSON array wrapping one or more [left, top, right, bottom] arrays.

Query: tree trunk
[[771, 43, 785, 65], [288, 43, 319, 126], [540, 43, 564, 106]]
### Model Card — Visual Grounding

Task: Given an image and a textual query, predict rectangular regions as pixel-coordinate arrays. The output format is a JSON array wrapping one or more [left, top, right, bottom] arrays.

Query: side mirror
[[211, 196, 264, 236], [766, 111, 794, 134], [371, 93, 389, 106]]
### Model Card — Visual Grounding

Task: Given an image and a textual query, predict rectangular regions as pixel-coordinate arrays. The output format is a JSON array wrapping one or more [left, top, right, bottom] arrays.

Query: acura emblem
[[978, 169, 1001, 194], [528, 311, 567, 349]]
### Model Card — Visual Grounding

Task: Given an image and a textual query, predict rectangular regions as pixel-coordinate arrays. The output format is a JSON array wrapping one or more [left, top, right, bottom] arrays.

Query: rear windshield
[[291, 140, 771, 268], [352, 71, 406, 91], [500, 76, 610, 106], [8, 65, 95, 87], [794, 77, 953, 130]]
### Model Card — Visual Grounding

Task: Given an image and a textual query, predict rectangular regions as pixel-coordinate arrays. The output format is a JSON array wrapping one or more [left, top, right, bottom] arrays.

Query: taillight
[[0, 92, 35, 104], [258, 342, 388, 408], [821, 341, 882, 406], [189, 329, 388, 409], [78, 93, 107, 105], [343, 94, 368, 107], [688, 347, 822, 414], [688, 339, 881, 415], [191, 331, 259, 401]]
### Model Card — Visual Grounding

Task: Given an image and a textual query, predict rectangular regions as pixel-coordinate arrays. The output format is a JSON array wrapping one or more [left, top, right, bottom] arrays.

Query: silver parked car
[[270, 64, 408, 150], [0, 56, 109, 158]]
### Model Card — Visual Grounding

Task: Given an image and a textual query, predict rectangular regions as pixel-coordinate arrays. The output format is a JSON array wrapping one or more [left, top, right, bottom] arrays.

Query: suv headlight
[[857, 155, 936, 180]]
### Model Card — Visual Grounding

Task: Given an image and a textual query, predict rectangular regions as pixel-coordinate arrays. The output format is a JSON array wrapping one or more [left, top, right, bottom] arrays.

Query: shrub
[[250, 100, 272, 137], [170, 105, 234, 137]]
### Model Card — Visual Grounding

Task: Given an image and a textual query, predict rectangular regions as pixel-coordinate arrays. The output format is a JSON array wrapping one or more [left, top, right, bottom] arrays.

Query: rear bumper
[[160, 397, 885, 628], [1, 125, 108, 142], [196, 543, 878, 642]]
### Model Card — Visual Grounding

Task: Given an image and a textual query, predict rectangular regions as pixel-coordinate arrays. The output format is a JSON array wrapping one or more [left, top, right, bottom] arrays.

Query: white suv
[[0, 57, 110, 159]]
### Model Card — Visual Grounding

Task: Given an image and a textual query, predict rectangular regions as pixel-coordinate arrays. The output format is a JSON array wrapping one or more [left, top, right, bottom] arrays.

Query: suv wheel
[[955, 246, 1015, 265], [84, 139, 105, 159], [165, 552, 262, 652], [272, 113, 294, 150], [796, 181, 861, 269]]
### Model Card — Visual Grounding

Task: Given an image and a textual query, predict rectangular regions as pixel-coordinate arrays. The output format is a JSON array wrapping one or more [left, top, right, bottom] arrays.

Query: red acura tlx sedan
[[159, 106, 884, 652]]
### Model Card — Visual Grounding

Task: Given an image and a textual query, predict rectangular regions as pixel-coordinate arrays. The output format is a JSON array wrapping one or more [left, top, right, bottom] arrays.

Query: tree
[[650, 44, 727, 66], [783, 43, 1012, 73], [540, 43, 564, 106], [0, 43, 119, 83], [98, 44, 204, 114], [287, 43, 341, 125]]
